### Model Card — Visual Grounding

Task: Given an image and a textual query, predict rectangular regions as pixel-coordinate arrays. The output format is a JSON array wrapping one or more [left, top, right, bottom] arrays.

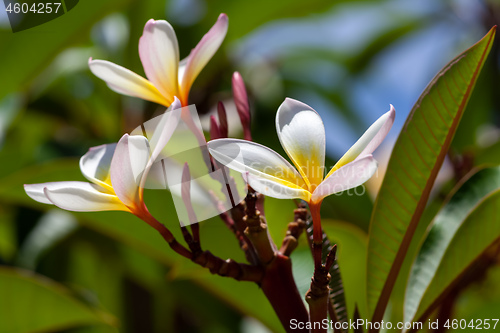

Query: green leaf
[[353, 305, 365, 333], [322, 220, 369, 321], [0, 206, 16, 262], [476, 139, 500, 166], [366, 27, 496, 325], [0, 267, 115, 333], [404, 166, 500, 324], [408, 190, 500, 329], [452, 265, 500, 330]]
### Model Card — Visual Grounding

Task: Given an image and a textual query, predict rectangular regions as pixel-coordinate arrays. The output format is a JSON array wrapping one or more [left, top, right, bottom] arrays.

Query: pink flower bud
[[210, 115, 221, 140], [232, 72, 252, 140], [217, 101, 228, 138]]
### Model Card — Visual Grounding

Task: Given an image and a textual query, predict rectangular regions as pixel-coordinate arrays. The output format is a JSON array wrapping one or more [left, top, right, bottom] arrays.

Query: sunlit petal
[[110, 134, 150, 209], [143, 161, 168, 190], [208, 138, 307, 190], [148, 97, 182, 161], [326, 105, 395, 178], [179, 14, 228, 103], [139, 19, 179, 100], [25, 182, 99, 205], [178, 57, 188, 87], [43, 182, 129, 212], [139, 97, 182, 192], [89, 58, 170, 105], [312, 155, 378, 203], [79, 143, 116, 192], [246, 174, 311, 201], [276, 98, 325, 189]]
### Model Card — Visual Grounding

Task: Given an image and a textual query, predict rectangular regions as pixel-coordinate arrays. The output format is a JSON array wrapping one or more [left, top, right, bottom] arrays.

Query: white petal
[[25, 182, 90, 205], [139, 20, 180, 101], [79, 143, 116, 192], [207, 138, 308, 193], [139, 98, 182, 190], [179, 14, 228, 104], [276, 98, 325, 189], [148, 97, 182, 161], [43, 182, 128, 212], [143, 161, 168, 189], [110, 134, 150, 208], [312, 155, 378, 203], [178, 57, 188, 87], [327, 105, 395, 178], [89, 58, 170, 105]]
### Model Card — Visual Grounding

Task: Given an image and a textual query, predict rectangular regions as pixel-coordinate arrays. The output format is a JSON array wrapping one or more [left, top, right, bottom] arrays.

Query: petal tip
[[118, 133, 130, 143], [281, 97, 311, 109], [388, 104, 396, 117], [24, 183, 38, 193], [277, 98, 318, 120], [232, 71, 242, 82], [384, 106, 396, 128], [171, 96, 181, 110], [218, 13, 228, 23], [143, 19, 160, 33]]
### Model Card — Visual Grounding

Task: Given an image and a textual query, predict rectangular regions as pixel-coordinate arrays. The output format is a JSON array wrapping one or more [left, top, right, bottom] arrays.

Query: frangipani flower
[[24, 99, 182, 220], [89, 14, 228, 107], [207, 98, 395, 206]]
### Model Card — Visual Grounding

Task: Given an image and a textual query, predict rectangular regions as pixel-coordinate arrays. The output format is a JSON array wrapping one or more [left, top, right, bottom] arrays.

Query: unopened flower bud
[[210, 115, 221, 140], [217, 101, 228, 138], [232, 72, 252, 140]]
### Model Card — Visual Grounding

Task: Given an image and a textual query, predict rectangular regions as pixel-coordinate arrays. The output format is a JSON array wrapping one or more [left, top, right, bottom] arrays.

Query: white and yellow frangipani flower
[[24, 99, 182, 220], [89, 14, 228, 107], [207, 98, 395, 205]]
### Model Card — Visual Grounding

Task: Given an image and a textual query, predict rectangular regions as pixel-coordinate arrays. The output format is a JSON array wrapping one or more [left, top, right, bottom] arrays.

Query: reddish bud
[[210, 115, 221, 140], [217, 101, 228, 138], [232, 72, 252, 140]]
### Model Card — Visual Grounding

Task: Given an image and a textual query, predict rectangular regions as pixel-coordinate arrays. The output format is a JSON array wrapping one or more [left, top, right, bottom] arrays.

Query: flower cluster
[[25, 14, 228, 219], [25, 99, 182, 222], [24, 13, 394, 236], [208, 98, 394, 205]]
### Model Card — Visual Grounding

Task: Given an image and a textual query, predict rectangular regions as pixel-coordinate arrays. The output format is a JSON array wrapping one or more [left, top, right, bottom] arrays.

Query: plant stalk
[[309, 201, 324, 270], [307, 201, 329, 333]]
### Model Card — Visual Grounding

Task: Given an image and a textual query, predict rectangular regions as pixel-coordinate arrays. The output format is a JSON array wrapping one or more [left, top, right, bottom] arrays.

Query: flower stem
[[243, 192, 275, 264], [309, 201, 323, 270], [279, 205, 307, 256], [140, 212, 193, 259], [307, 200, 329, 333]]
